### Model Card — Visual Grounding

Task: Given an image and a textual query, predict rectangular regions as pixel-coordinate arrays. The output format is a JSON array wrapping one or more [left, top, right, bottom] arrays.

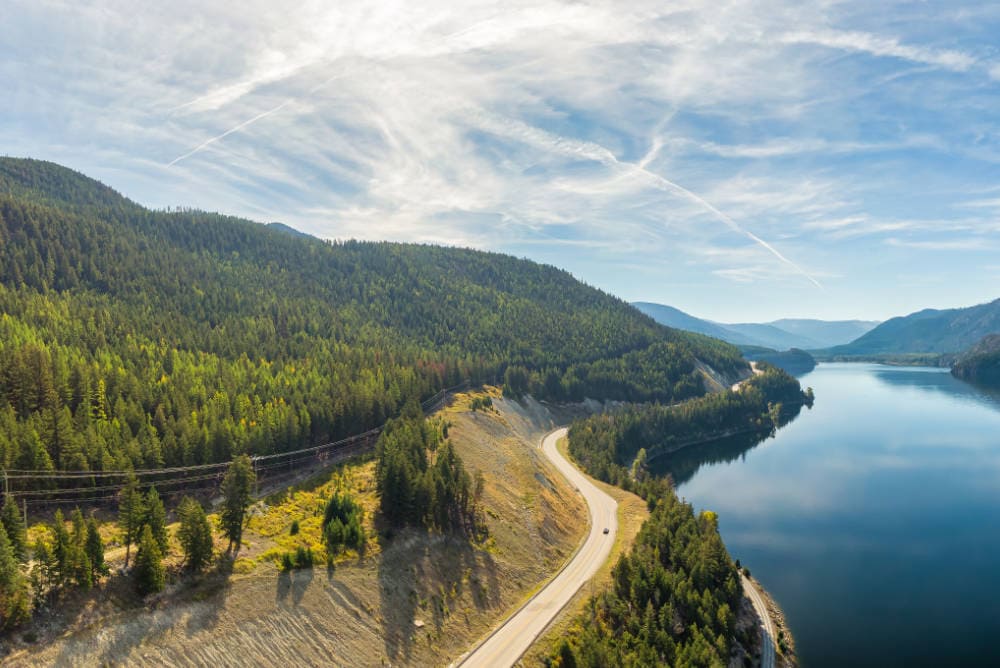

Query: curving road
[[741, 573, 776, 668], [456, 427, 618, 667]]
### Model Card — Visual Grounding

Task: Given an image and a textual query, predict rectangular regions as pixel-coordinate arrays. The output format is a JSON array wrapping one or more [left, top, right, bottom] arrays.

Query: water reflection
[[870, 364, 1000, 411], [648, 403, 805, 485]]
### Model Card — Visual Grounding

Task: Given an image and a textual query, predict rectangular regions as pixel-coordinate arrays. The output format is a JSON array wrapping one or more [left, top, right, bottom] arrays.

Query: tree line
[[567, 363, 810, 489]]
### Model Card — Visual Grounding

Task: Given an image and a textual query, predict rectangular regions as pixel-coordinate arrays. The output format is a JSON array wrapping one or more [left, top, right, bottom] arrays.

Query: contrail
[[167, 99, 293, 166], [626, 163, 824, 289], [167, 72, 348, 167], [475, 112, 822, 288]]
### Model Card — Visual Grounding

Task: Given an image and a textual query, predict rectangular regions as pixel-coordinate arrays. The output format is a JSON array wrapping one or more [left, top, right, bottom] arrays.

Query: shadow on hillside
[[377, 529, 500, 663], [48, 556, 236, 666]]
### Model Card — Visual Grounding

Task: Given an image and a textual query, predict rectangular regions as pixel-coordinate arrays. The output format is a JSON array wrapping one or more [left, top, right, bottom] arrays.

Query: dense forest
[[0, 158, 746, 483], [567, 364, 810, 488], [552, 479, 741, 667]]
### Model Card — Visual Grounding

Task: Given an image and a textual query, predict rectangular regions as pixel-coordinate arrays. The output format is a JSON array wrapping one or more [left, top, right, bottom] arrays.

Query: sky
[[3, 1, 1000, 322]]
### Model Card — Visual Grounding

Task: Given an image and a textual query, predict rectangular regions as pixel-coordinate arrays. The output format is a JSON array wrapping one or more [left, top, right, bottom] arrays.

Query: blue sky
[[3, 1, 999, 322]]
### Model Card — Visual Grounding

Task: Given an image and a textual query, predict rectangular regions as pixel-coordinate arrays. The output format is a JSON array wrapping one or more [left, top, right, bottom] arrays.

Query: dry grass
[[7, 389, 591, 668]]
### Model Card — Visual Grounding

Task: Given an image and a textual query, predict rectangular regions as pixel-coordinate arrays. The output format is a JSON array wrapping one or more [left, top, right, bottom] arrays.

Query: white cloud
[[3, 0, 1000, 318]]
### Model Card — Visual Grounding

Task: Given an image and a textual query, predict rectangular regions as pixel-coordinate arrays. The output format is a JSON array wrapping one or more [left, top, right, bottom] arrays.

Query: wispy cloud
[[3, 0, 1000, 319]]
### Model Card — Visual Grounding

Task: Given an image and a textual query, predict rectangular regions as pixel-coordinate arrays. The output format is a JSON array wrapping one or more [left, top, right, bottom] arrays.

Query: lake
[[654, 363, 1000, 667]]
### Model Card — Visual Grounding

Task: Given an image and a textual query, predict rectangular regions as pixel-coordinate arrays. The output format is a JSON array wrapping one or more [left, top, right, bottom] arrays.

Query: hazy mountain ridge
[[633, 301, 879, 350], [829, 299, 1000, 355]]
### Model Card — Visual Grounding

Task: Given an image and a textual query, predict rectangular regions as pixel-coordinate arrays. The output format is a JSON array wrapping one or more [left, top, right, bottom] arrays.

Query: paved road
[[456, 427, 618, 667], [741, 573, 776, 668]]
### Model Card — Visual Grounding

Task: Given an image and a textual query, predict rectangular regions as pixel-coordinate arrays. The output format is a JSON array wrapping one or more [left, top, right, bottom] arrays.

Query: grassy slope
[[5, 389, 588, 667]]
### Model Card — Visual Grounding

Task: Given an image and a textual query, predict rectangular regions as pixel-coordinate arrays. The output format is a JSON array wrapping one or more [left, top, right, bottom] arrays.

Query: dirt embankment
[[5, 389, 587, 668]]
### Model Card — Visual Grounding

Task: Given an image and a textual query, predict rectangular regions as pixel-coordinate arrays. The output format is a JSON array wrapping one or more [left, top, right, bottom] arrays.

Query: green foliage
[[84, 515, 106, 580], [134, 525, 165, 596], [220, 454, 256, 554], [1, 494, 27, 561], [322, 492, 365, 561], [177, 496, 213, 572], [0, 523, 31, 629], [568, 365, 808, 488], [0, 157, 745, 485], [374, 416, 478, 533], [280, 546, 315, 571], [118, 472, 145, 568], [553, 481, 740, 667], [554, 366, 809, 667], [143, 486, 168, 554], [289, 519, 300, 536]]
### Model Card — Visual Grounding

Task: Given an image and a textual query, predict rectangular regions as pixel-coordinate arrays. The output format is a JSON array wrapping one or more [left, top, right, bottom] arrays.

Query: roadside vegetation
[[550, 364, 810, 666]]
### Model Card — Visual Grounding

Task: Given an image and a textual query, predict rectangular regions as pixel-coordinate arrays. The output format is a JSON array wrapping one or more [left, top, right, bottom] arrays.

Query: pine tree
[[177, 497, 213, 572], [134, 525, 165, 596], [220, 455, 255, 554], [0, 524, 31, 630], [85, 515, 106, 580], [118, 471, 145, 568], [0, 494, 27, 562], [69, 507, 92, 589], [50, 509, 71, 586], [144, 486, 168, 554]]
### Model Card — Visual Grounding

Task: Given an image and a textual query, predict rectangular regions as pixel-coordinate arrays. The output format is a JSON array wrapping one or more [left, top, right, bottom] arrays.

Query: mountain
[[0, 157, 746, 473], [631, 302, 743, 342], [829, 299, 1000, 356], [633, 301, 879, 350], [719, 322, 821, 350], [764, 318, 880, 349]]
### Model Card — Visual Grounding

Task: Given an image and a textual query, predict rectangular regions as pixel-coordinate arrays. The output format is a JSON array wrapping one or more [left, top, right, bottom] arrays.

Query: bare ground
[[5, 388, 588, 668]]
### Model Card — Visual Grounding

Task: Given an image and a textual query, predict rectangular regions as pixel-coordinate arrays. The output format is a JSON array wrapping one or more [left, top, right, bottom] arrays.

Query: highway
[[455, 427, 618, 667], [741, 573, 776, 668]]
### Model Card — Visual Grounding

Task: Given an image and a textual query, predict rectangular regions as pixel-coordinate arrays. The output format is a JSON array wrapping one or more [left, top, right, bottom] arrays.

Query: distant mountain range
[[827, 298, 1000, 356], [633, 302, 880, 350]]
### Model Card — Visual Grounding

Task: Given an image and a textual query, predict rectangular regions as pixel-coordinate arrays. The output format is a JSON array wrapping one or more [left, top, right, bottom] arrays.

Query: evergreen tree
[[134, 525, 165, 596], [118, 471, 145, 568], [220, 455, 255, 554], [68, 507, 92, 589], [177, 496, 213, 572], [85, 515, 106, 580], [50, 508, 71, 586], [143, 486, 168, 554], [0, 494, 27, 562], [0, 524, 30, 630]]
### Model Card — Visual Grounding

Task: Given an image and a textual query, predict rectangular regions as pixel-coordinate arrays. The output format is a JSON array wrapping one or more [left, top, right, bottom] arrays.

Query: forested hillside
[[951, 334, 1000, 385], [828, 298, 1000, 355], [0, 158, 746, 475]]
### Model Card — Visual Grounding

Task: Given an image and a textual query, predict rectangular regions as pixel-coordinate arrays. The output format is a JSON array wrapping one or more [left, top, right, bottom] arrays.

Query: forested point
[[552, 480, 741, 667], [0, 158, 746, 494], [567, 363, 810, 489], [551, 364, 811, 666]]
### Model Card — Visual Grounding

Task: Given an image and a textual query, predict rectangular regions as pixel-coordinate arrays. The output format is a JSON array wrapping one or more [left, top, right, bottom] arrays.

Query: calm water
[[656, 363, 1000, 667]]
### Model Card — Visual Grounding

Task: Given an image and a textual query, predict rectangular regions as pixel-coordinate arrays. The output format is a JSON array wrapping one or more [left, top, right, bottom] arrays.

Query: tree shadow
[[377, 528, 501, 663]]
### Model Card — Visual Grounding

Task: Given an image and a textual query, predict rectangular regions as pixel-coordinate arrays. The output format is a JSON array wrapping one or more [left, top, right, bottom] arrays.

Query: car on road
[[602, 527, 609, 534]]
